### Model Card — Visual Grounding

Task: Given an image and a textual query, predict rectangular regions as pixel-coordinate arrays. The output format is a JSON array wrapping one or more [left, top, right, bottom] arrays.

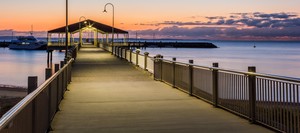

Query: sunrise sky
[[1, 0, 300, 40]]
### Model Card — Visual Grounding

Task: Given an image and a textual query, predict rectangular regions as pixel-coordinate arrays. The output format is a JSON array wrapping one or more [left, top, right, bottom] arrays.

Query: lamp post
[[79, 16, 87, 47], [103, 3, 114, 54], [65, 0, 69, 60]]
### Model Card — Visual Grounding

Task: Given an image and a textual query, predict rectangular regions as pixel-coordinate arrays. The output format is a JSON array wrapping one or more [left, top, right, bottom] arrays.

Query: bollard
[[188, 60, 194, 96], [172, 58, 176, 61], [212, 63, 219, 107], [248, 66, 256, 123], [45, 68, 52, 80], [144, 52, 149, 70]]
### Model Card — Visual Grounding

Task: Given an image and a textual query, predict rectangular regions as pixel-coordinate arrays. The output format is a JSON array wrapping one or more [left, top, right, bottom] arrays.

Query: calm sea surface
[[1, 41, 300, 87], [141, 41, 300, 78], [0, 48, 64, 87]]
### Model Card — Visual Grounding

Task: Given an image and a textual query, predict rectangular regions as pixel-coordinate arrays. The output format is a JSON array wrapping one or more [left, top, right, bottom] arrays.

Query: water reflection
[[141, 41, 300, 78], [0, 48, 64, 87]]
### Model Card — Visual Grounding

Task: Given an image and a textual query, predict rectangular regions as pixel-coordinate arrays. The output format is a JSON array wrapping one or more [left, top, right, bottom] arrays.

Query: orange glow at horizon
[[1, 0, 300, 40]]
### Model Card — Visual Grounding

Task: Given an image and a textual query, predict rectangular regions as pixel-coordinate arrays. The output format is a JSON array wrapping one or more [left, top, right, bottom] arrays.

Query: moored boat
[[8, 36, 47, 50]]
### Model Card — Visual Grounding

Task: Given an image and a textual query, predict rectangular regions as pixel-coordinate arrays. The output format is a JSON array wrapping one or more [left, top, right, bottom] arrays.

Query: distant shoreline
[[0, 85, 27, 98]]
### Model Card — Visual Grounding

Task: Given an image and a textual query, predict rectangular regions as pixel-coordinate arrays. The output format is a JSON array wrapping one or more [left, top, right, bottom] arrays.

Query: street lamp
[[65, 0, 69, 60], [103, 3, 114, 54], [79, 16, 87, 47]]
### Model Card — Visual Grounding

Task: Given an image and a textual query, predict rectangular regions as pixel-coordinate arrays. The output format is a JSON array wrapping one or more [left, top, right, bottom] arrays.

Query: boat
[[8, 36, 47, 50]]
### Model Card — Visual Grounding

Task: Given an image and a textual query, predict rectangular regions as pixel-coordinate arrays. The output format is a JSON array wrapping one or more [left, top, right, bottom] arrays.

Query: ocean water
[[141, 41, 300, 78], [0, 40, 300, 88], [0, 48, 65, 87]]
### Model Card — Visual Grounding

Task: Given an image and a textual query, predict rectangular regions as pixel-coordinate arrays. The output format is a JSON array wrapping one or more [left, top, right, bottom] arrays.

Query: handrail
[[0, 58, 74, 131], [157, 57, 300, 83]]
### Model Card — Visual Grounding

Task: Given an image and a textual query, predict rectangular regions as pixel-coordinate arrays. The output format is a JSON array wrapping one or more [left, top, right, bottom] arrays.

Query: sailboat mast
[[30, 25, 33, 35]]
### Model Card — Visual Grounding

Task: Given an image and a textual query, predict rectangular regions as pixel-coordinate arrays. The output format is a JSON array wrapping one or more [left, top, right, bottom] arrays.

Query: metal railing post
[[119, 47, 122, 58], [172, 58, 176, 88], [117, 47, 120, 57], [54, 64, 60, 111], [136, 50, 140, 66], [60, 61, 67, 95], [160, 56, 163, 81], [248, 66, 256, 123], [129, 49, 132, 63], [68, 62, 72, 83], [144, 52, 149, 70], [120, 47, 123, 58], [212, 63, 219, 107], [124, 49, 127, 60], [189, 60, 194, 96], [28, 76, 38, 133]]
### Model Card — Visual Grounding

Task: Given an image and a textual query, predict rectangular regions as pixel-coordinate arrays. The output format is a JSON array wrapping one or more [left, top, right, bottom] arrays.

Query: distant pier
[[126, 41, 218, 48]]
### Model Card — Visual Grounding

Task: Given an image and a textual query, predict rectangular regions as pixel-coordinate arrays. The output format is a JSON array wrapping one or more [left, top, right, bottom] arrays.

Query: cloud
[[131, 24, 300, 40], [205, 16, 226, 20], [253, 12, 297, 19], [138, 12, 300, 29]]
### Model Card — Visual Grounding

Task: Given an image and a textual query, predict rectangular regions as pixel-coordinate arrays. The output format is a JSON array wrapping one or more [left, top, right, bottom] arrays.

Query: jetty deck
[[50, 45, 271, 133]]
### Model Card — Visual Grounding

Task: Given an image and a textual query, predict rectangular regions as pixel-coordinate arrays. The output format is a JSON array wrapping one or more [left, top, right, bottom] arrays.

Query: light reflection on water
[[0, 48, 65, 87], [141, 41, 300, 78]]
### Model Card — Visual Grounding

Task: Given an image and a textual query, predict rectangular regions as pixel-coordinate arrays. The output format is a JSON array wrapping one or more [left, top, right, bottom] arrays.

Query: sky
[[1, 0, 300, 40]]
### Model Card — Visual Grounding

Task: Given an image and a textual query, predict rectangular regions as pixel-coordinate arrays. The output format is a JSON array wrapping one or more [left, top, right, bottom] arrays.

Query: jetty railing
[[0, 59, 74, 133], [111, 46, 300, 133]]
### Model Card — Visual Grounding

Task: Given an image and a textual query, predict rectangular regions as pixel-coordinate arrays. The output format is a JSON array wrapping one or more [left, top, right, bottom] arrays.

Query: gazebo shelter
[[47, 19, 129, 49]]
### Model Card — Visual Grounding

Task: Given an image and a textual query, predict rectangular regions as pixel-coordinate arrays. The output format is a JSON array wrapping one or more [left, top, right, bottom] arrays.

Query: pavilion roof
[[48, 19, 128, 34]]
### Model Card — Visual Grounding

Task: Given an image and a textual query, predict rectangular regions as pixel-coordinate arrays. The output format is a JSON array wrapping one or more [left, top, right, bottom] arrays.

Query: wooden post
[[47, 51, 49, 66], [55, 64, 60, 73], [212, 63, 219, 107], [28, 76, 38, 133], [144, 52, 149, 70], [45, 67, 53, 132], [45, 68, 52, 80], [172, 58, 176, 88], [60, 61, 65, 68], [248, 66, 256, 123], [28, 76, 38, 94], [189, 60, 194, 96], [50, 51, 53, 66]]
